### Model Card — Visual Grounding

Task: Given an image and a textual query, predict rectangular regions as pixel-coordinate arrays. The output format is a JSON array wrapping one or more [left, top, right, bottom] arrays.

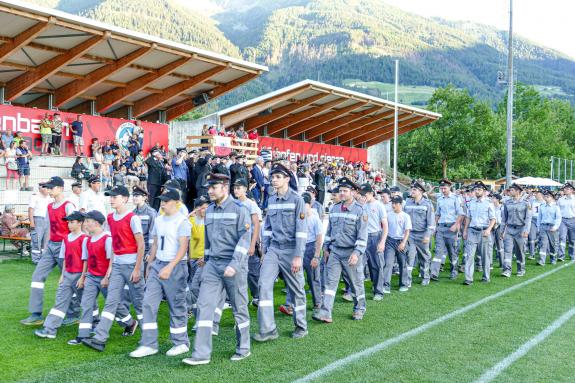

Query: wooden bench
[[0, 235, 31, 257]]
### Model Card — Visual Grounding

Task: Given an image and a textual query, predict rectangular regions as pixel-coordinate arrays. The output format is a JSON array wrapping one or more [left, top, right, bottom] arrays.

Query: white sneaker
[[399, 287, 409, 292], [382, 289, 391, 294], [223, 302, 232, 310], [129, 346, 158, 358], [166, 344, 189, 357]]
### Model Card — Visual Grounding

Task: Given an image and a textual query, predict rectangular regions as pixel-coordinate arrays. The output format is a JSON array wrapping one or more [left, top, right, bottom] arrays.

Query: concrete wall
[[367, 140, 390, 169], [168, 114, 219, 151]]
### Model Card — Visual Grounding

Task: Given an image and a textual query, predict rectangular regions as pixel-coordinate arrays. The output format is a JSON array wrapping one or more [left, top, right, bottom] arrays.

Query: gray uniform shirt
[[324, 201, 368, 256], [404, 197, 435, 236], [502, 198, 532, 233]]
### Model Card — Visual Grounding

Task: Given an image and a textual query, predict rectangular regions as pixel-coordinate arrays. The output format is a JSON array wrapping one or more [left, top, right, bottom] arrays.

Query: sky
[[383, 0, 575, 58]]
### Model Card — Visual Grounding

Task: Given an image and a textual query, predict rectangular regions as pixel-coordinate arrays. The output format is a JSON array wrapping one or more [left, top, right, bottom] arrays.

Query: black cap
[[472, 181, 488, 190], [379, 188, 391, 196], [71, 182, 82, 188], [85, 210, 106, 225], [391, 195, 403, 204], [358, 183, 374, 195], [132, 186, 148, 197], [270, 163, 291, 177], [439, 178, 452, 187], [302, 192, 312, 204], [328, 186, 340, 194], [390, 186, 401, 193], [411, 180, 426, 193], [306, 186, 317, 195], [163, 179, 180, 189], [177, 147, 186, 154], [157, 188, 181, 202], [204, 173, 231, 187], [194, 195, 210, 208], [104, 185, 130, 197], [562, 182, 574, 190], [491, 193, 503, 201], [43, 176, 65, 188], [64, 211, 86, 222], [87, 175, 101, 184], [338, 177, 359, 190], [509, 183, 523, 192], [233, 178, 248, 188], [543, 189, 555, 198]]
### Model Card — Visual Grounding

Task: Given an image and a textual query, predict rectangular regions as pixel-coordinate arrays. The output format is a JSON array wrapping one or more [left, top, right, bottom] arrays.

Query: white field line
[[473, 305, 575, 383], [292, 261, 574, 383]]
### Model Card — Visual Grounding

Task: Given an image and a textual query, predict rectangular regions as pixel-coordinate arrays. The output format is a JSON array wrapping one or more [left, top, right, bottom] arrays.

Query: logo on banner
[[115, 122, 136, 149], [214, 136, 232, 156]]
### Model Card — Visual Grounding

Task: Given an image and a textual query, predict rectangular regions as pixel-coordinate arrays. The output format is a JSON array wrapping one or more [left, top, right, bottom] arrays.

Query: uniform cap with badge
[[63, 211, 86, 222], [509, 183, 523, 192], [42, 176, 65, 189], [132, 186, 148, 197], [410, 180, 426, 193], [233, 178, 248, 188], [194, 195, 210, 208], [85, 210, 106, 224], [337, 177, 359, 190], [471, 181, 488, 191], [104, 185, 130, 197], [438, 178, 452, 187], [203, 173, 231, 187], [269, 163, 291, 177], [358, 183, 374, 195], [157, 188, 181, 202]]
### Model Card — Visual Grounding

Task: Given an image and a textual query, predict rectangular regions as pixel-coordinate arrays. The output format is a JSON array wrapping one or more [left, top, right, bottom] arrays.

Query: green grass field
[[343, 79, 436, 106], [1, 256, 575, 383]]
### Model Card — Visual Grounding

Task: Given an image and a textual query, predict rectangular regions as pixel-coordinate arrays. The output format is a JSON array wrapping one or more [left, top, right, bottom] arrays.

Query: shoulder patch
[[245, 223, 251, 230], [300, 213, 305, 220]]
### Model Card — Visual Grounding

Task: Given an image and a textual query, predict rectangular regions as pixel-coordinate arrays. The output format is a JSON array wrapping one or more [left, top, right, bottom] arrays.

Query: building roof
[[213, 80, 441, 147], [0, 0, 267, 120]]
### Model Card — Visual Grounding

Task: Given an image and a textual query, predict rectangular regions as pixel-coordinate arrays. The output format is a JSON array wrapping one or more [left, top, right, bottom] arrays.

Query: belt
[[507, 224, 523, 228], [368, 231, 382, 236], [439, 223, 455, 227], [470, 227, 487, 231], [333, 245, 355, 250]]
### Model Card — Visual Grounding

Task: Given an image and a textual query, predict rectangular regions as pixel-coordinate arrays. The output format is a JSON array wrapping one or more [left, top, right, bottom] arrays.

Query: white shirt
[[28, 193, 53, 218], [558, 195, 575, 219], [151, 212, 191, 262], [67, 193, 81, 209], [79, 188, 107, 216]]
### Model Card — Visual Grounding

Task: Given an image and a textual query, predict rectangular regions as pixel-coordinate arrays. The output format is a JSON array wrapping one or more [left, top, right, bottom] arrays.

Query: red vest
[[87, 233, 111, 277], [48, 201, 74, 242], [107, 212, 138, 255], [63, 233, 87, 273]]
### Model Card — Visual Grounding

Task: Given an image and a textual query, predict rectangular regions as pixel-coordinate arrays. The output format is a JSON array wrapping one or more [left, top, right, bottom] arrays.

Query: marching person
[[132, 186, 157, 271], [491, 193, 505, 268], [302, 192, 323, 315], [79, 175, 107, 217], [462, 181, 496, 284], [315, 177, 368, 322], [130, 188, 191, 358], [82, 186, 144, 352], [557, 182, 575, 261], [233, 179, 262, 306], [358, 183, 388, 300], [28, 183, 53, 264], [383, 196, 412, 292], [187, 196, 210, 316], [404, 181, 435, 287], [182, 173, 252, 365], [527, 189, 544, 260], [431, 179, 464, 281], [501, 183, 532, 277], [255, 163, 308, 341], [306, 186, 325, 220], [537, 190, 562, 265], [35, 211, 88, 339], [21, 176, 77, 326], [67, 211, 133, 345]]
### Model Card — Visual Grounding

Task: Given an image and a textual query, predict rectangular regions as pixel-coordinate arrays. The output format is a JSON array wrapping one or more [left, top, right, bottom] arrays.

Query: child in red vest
[[35, 211, 87, 338]]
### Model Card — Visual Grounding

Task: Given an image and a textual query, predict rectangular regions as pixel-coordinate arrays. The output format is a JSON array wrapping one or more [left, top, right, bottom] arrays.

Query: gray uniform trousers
[[365, 232, 384, 295], [431, 224, 459, 277], [192, 259, 250, 360], [30, 216, 49, 264], [528, 218, 539, 257], [187, 259, 201, 311], [93, 263, 144, 343], [384, 238, 408, 289], [248, 253, 261, 300], [407, 231, 431, 285], [189, 263, 226, 326], [43, 271, 83, 335], [503, 225, 527, 274], [539, 224, 559, 264], [78, 273, 130, 339], [258, 247, 307, 333], [286, 242, 322, 308], [464, 228, 492, 282], [493, 225, 504, 267], [140, 260, 189, 349], [28, 240, 79, 318], [558, 218, 575, 260], [319, 246, 366, 319]]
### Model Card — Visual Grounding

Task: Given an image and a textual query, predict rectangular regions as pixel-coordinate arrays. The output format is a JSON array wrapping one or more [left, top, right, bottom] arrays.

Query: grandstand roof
[[214, 80, 441, 147], [0, 0, 267, 121]]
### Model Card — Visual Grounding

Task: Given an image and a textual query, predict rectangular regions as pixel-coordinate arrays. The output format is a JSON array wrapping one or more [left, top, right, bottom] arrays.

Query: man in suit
[[314, 164, 327, 205], [145, 149, 168, 210], [251, 157, 266, 208]]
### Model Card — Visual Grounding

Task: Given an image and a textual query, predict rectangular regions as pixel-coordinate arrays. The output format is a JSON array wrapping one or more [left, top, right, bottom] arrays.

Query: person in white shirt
[[383, 196, 412, 292], [68, 182, 82, 208], [79, 176, 107, 217], [28, 183, 53, 263], [557, 183, 575, 261]]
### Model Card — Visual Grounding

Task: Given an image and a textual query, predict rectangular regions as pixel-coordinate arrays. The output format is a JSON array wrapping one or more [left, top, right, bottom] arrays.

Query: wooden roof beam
[[363, 118, 434, 147], [0, 20, 53, 63], [287, 102, 366, 138], [166, 73, 258, 121], [335, 110, 397, 144], [133, 65, 226, 117], [54, 45, 154, 107], [96, 57, 191, 113], [5, 33, 107, 101], [306, 106, 382, 140], [353, 116, 425, 146], [266, 98, 346, 135]]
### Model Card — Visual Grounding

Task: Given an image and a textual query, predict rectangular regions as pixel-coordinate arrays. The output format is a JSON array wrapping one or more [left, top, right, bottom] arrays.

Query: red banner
[[0, 105, 168, 155], [259, 137, 367, 163]]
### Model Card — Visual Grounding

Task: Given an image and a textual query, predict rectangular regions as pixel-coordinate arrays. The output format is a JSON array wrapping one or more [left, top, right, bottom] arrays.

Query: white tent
[[514, 177, 563, 187]]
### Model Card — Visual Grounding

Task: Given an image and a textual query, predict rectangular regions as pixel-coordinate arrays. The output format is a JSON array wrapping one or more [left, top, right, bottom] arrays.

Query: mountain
[[24, 0, 575, 108]]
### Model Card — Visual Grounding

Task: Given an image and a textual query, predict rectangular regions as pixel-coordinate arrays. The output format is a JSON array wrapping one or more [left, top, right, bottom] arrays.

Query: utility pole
[[393, 59, 399, 186], [505, 0, 514, 187]]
